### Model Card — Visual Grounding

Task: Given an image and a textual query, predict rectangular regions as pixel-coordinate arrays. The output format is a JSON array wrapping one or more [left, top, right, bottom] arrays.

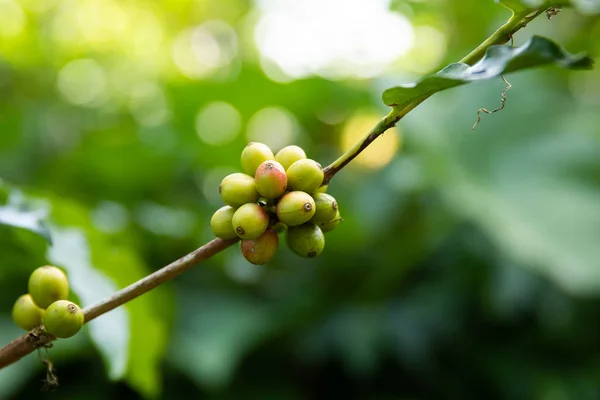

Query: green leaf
[[404, 76, 600, 295], [382, 36, 594, 108], [0, 189, 52, 244], [44, 197, 170, 399], [169, 291, 274, 390], [47, 227, 130, 381]]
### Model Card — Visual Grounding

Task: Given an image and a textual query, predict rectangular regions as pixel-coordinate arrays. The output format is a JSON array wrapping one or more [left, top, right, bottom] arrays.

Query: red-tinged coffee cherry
[[232, 203, 269, 240], [255, 160, 287, 199], [42, 300, 84, 338], [275, 145, 307, 170], [310, 193, 338, 224], [219, 173, 260, 208], [28, 265, 69, 309], [241, 142, 274, 176], [210, 206, 238, 240], [286, 223, 325, 258], [12, 294, 44, 331], [276, 191, 315, 227], [286, 159, 324, 194], [318, 209, 343, 233], [240, 228, 279, 265]]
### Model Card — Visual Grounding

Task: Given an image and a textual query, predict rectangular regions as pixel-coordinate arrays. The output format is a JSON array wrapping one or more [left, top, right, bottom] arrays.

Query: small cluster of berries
[[12, 266, 84, 338], [210, 142, 342, 265]]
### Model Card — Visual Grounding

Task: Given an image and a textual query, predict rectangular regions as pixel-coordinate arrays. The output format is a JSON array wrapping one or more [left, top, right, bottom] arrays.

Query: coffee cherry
[[232, 203, 269, 240], [276, 191, 316, 227], [310, 193, 338, 224], [210, 206, 238, 240], [219, 173, 260, 208], [275, 145, 307, 170], [315, 185, 328, 194], [28, 266, 69, 309], [286, 159, 324, 193], [255, 160, 287, 199], [42, 300, 84, 338], [286, 223, 325, 258], [318, 210, 342, 233], [12, 294, 44, 331], [274, 221, 288, 233], [240, 228, 279, 265], [241, 142, 274, 176]]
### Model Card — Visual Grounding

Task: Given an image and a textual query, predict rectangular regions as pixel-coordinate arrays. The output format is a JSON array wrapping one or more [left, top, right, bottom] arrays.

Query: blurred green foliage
[[1, 0, 599, 399]]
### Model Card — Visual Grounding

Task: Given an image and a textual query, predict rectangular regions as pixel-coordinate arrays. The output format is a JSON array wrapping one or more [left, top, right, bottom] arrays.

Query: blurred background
[[1, 0, 599, 399]]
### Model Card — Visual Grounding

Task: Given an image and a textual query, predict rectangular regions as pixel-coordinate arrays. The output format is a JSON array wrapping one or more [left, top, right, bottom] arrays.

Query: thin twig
[[0, 237, 237, 369], [472, 75, 512, 131]]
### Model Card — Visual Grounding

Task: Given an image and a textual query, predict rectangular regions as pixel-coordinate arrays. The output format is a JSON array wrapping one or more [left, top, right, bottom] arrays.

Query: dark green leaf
[[382, 35, 594, 108]]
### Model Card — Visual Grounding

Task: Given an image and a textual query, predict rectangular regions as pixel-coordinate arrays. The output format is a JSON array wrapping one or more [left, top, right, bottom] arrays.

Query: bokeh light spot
[[196, 101, 242, 146], [254, 0, 414, 80], [246, 107, 298, 151], [57, 58, 107, 106], [128, 82, 170, 127], [0, 0, 25, 38], [341, 113, 401, 169], [200, 167, 238, 207], [400, 26, 447, 73], [172, 20, 238, 79]]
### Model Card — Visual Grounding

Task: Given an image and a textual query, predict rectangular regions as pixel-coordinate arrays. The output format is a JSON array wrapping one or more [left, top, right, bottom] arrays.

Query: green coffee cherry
[[318, 209, 342, 233], [232, 203, 269, 240], [310, 193, 338, 224], [240, 228, 279, 265], [276, 191, 316, 227], [28, 265, 69, 309], [241, 142, 274, 176], [12, 294, 44, 331], [286, 159, 324, 193], [315, 185, 328, 194], [42, 300, 84, 338], [255, 160, 287, 199], [275, 145, 307, 170], [210, 206, 238, 240], [219, 173, 260, 208], [274, 221, 288, 233], [286, 223, 325, 258]]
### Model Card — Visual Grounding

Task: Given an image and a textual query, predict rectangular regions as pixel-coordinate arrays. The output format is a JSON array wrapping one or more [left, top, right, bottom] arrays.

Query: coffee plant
[[0, 0, 597, 397]]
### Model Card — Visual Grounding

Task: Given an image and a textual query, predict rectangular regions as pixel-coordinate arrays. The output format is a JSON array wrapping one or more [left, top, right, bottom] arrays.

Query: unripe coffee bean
[[232, 203, 269, 240], [255, 160, 287, 199], [275, 145, 307, 170], [42, 300, 84, 338], [12, 294, 44, 331], [286, 223, 325, 258], [241, 142, 274, 176], [318, 210, 342, 233], [315, 185, 328, 194], [210, 206, 238, 240], [28, 266, 69, 309], [310, 193, 338, 224], [276, 191, 316, 227], [219, 173, 260, 208], [286, 159, 324, 194], [241, 228, 279, 265]]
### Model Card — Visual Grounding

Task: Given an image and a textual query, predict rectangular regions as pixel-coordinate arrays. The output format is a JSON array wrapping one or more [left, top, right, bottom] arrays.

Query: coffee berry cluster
[[210, 142, 342, 265], [12, 265, 84, 338]]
